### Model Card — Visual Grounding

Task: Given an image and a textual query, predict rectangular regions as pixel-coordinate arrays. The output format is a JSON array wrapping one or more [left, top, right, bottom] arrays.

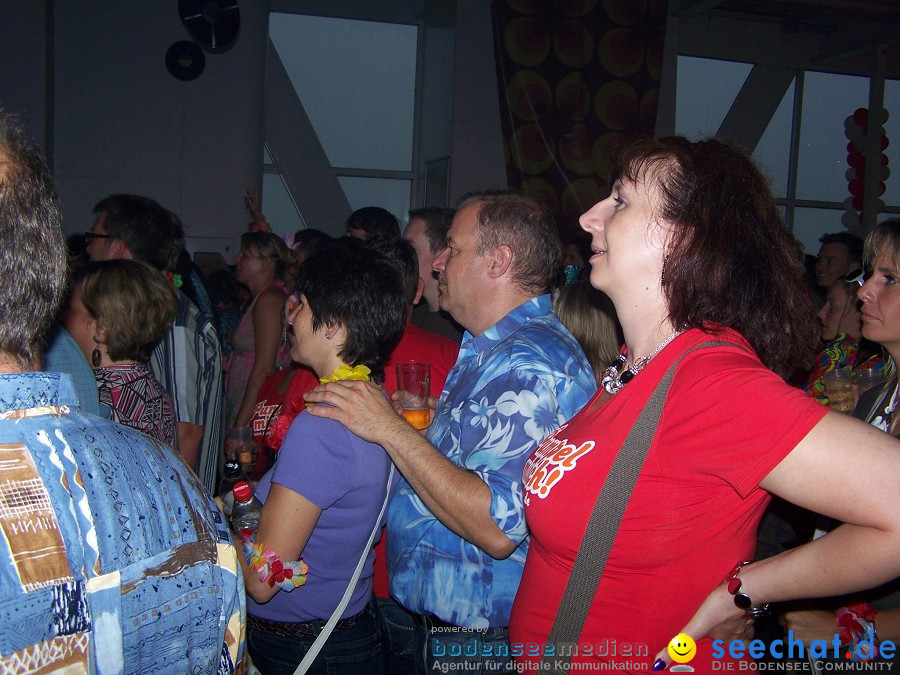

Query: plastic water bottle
[[230, 481, 263, 536], [217, 461, 244, 520]]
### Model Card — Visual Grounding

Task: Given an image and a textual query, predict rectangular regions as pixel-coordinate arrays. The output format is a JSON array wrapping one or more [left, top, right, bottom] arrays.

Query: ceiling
[[272, 1, 900, 80], [674, 0, 900, 78], [676, 0, 900, 26]]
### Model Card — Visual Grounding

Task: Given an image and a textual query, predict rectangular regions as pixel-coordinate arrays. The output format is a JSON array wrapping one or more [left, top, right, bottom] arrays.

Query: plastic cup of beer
[[855, 367, 886, 399], [395, 361, 431, 430], [823, 367, 854, 414]]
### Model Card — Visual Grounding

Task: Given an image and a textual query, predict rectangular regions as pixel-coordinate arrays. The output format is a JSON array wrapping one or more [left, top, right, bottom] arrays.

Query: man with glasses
[[86, 194, 223, 494]]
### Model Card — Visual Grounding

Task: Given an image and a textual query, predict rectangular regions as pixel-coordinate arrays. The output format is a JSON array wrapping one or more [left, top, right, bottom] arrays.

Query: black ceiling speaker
[[166, 40, 206, 81], [179, 0, 240, 53]]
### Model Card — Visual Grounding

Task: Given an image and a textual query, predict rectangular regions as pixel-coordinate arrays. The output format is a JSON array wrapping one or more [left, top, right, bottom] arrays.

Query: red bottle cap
[[232, 481, 252, 502]]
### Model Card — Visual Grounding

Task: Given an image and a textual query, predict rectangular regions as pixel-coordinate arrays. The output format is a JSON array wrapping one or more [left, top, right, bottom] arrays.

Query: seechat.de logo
[[667, 633, 697, 672]]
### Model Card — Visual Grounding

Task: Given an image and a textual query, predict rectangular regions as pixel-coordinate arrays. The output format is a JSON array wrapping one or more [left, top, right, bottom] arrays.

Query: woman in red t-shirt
[[247, 362, 319, 479], [509, 137, 900, 673]]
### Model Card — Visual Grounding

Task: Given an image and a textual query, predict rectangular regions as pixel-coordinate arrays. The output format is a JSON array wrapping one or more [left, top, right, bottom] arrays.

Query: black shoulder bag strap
[[539, 341, 731, 672]]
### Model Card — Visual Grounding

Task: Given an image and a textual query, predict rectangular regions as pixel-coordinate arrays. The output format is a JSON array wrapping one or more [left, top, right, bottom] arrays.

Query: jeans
[[375, 597, 418, 675], [421, 624, 516, 674], [247, 600, 384, 675]]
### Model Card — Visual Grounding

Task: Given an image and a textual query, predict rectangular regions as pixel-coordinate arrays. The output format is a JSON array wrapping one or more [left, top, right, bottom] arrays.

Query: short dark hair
[[345, 206, 401, 240], [293, 228, 333, 260], [93, 194, 179, 271], [75, 260, 178, 363], [458, 190, 563, 297], [408, 207, 455, 255], [610, 135, 816, 379], [0, 112, 67, 368], [366, 236, 419, 308], [296, 238, 405, 380], [819, 231, 864, 266]]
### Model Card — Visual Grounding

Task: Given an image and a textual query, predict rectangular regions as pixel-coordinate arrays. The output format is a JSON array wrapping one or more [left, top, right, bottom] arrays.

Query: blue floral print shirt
[[0, 371, 245, 673], [387, 295, 596, 628]]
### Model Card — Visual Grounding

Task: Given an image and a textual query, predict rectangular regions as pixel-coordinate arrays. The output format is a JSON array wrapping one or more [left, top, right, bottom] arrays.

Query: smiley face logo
[[667, 633, 697, 664]]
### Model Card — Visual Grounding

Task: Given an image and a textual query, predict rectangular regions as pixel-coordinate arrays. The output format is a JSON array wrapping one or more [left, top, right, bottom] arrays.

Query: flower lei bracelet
[[838, 603, 879, 662], [241, 531, 309, 592]]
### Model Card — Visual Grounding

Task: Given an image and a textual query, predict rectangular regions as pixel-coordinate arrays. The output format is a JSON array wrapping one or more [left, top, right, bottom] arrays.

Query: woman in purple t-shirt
[[239, 238, 406, 674]]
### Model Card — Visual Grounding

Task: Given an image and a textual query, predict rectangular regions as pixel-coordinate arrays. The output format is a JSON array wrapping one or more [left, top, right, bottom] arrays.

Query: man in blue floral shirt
[[0, 113, 244, 673], [306, 191, 596, 673]]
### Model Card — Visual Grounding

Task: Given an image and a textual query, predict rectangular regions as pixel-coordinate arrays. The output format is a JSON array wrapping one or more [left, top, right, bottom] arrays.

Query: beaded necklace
[[601, 330, 682, 395]]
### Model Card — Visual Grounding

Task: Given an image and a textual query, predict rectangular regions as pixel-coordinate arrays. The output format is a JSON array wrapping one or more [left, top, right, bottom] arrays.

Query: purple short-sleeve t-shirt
[[247, 408, 393, 623]]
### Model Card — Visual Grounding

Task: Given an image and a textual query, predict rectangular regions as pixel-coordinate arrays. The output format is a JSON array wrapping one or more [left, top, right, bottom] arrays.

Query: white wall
[[3, 0, 271, 258], [448, 0, 506, 202], [0, 0, 507, 253], [0, 2, 48, 153]]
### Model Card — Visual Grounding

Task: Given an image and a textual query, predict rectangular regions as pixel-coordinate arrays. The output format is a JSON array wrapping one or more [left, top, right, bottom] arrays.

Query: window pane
[[884, 78, 899, 208], [754, 79, 795, 199], [675, 56, 752, 141], [796, 71, 869, 202], [792, 206, 845, 256], [269, 13, 417, 172], [262, 173, 306, 238], [337, 176, 411, 225]]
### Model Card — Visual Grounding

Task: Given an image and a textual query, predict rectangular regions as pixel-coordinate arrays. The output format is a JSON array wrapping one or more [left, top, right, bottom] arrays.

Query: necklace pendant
[[600, 329, 683, 396], [602, 378, 623, 396]]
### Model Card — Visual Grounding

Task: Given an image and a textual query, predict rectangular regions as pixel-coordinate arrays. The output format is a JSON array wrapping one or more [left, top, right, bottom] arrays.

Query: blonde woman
[[786, 218, 900, 658], [554, 280, 623, 384], [225, 231, 295, 431]]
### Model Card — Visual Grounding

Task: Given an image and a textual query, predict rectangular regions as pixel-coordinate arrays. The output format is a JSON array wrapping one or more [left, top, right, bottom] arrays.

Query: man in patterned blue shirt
[[0, 112, 244, 672], [306, 191, 596, 673]]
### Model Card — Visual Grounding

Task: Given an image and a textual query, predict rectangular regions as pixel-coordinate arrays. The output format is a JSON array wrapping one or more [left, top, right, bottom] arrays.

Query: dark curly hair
[[610, 136, 817, 379]]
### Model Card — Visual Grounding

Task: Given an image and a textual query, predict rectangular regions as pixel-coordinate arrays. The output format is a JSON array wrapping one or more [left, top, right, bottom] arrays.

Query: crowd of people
[[3, 107, 900, 675]]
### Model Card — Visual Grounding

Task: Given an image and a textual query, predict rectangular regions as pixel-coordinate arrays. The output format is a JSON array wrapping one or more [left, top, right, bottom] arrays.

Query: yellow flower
[[249, 542, 266, 572], [319, 364, 371, 383]]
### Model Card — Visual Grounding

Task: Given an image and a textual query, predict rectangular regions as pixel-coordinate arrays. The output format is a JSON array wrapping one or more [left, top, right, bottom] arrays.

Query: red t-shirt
[[373, 322, 460, 598], [248, 365, 319, 478], [381, 322, 459, 400], [509, 328, 827, 673]]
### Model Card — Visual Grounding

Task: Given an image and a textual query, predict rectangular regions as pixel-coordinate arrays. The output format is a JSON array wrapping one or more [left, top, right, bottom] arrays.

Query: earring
[[325, 331, 332, 340], [661, 255, 671, 284], [91, 344, 102, 368]]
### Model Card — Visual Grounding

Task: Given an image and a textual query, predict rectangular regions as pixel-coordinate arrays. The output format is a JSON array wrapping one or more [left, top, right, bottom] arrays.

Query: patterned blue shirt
[[0, 372, 244, 673], [387, 295, 596, 628]]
